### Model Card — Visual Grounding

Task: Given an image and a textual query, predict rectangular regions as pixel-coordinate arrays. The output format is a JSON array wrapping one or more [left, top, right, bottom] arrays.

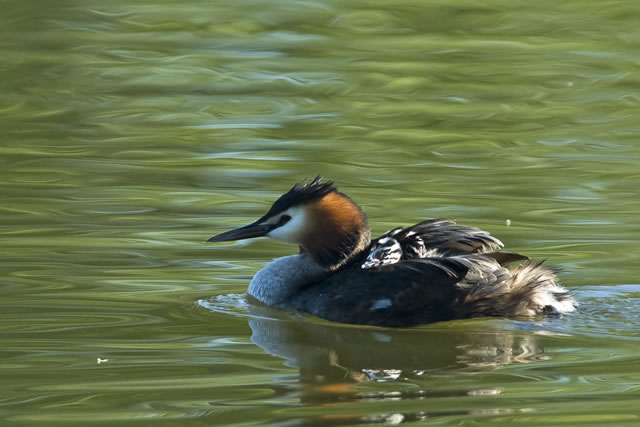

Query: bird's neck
[[247, 254, 330, 306], [301, 192, 372, 270]]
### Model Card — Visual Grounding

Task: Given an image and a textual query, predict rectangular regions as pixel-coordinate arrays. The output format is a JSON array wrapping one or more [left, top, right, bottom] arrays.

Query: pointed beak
[[207, 221, 276, 243]]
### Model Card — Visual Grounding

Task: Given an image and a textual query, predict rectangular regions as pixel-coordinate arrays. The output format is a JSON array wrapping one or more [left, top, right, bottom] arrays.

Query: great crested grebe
[[208, 177, 577, 327]]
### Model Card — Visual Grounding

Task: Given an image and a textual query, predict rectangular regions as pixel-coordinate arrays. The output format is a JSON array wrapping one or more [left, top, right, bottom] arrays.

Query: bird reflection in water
[[200, 296, 558, 424]]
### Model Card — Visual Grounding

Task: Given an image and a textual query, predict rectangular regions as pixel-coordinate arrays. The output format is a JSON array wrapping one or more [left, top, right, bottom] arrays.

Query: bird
[[361, 220, 505, 269], [207, 176, 577, 327]]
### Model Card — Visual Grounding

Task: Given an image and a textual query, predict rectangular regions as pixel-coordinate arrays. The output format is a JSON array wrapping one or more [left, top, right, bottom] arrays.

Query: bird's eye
[[278, 215, 291, 225]]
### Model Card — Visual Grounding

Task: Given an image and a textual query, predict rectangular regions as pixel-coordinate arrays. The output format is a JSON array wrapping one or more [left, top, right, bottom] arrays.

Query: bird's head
[[208, 176, 371, 270]]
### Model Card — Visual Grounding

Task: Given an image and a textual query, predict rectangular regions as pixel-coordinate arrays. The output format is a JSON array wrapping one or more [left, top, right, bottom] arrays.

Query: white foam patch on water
[[197, 294, 292, 322]]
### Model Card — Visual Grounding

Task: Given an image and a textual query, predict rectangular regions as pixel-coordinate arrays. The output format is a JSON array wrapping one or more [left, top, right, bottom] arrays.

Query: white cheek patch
[[266, 207, 307, 243]]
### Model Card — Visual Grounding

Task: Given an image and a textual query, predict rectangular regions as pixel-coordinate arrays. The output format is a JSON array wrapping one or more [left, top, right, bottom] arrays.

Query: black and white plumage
[[361, 219, 505, 269], [361, 234, 404, 268], [208, 177, 577, 327]]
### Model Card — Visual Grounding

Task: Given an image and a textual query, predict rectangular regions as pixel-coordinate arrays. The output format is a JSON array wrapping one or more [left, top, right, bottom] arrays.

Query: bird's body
[[208, 177, 577, 327]]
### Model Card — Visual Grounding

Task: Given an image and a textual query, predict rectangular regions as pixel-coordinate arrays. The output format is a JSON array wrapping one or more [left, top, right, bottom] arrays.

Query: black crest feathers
[[261, 176, 336, 219]]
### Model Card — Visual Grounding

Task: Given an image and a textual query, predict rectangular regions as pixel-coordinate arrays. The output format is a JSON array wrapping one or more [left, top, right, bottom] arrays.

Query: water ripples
[[2, 0, 640, 424]]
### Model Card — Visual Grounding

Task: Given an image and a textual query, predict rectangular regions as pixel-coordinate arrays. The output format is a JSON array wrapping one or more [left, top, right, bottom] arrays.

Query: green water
[[2, 0, 640, 425]]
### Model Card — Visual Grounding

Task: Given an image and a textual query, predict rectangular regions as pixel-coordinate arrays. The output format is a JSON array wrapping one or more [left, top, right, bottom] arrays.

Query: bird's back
[[291, 253, 576, 327]]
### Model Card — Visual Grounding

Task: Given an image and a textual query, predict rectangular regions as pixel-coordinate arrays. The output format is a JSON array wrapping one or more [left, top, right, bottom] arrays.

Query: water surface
[[2, 0, 640, 425]]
